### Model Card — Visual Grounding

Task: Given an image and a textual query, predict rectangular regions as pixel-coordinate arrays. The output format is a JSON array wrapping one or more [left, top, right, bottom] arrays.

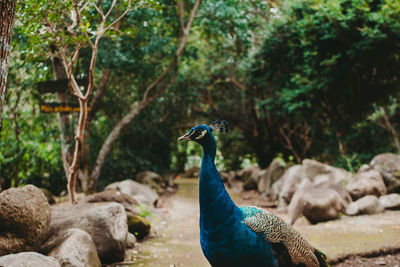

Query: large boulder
[[346, 168, 387, 200], [274, 165, 303, 208], [237, 165, 262, 191], [48, 202, 127, 264], [289, 180, 351, 225], [42, 228, 101, 267], [379, 193, 400, 210], [370, 153, 400, 193], [273, 160, 352, 209], [346, 195, 384, 216], [302, 159, 352, 186], [105, 179, 159, 207], [135, 171, 165, 193], [0, 185, 51, 256], [0, 252, 60, 267], [257, 158, 286, 195], [83, 190, 139, 214]]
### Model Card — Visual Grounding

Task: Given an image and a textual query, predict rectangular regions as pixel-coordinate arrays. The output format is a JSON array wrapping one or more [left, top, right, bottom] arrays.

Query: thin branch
[[88, 68, 111, 121], [73, 0, 95, 49], [176, 0, 202, 56], [178, 0, 185, 32], [103, 0, 139, 33], [227, 76, 246, 91], [89, 0, 104, 19], [104, 0, 118, 20], [143, 0, 202, 101]]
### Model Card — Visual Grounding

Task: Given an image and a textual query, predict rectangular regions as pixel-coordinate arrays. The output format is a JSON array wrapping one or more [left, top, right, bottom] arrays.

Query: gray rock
[[0, 252, 60, 267], [0, 185, 51, 256], [42, 228, 100, 267], [370, 153, 400, 193], [289, 180, 351, 225], [82, 190, 139, 214], [257, 158, 286, 195], [238, 165, 262, 191], [277, 165, 303, 207], [136, 171, 165, 193], [48, 202, 127, 264], [302, 159, 352, 186], [346, 169, 387, 200], [126, 233, 137, 248], [105, 179, 159, 207], [274, 160, 352, 210], [379, 193, 400, 210], [105, 179, 158, 207], [346, 195, 384, 216]]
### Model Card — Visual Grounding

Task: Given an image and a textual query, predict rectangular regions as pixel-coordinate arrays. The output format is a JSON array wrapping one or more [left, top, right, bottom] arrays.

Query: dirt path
[[126, 178, 400, 266]]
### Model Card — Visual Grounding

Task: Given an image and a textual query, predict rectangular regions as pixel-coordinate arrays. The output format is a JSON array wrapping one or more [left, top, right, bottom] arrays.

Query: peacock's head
[[178, 120, 228, 145]]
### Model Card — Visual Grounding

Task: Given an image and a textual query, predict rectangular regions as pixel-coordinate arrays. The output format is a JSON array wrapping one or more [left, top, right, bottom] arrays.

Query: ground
[[122, 178, 400, 267]]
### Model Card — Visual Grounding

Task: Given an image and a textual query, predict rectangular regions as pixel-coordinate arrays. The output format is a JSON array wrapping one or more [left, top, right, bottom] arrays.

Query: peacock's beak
[[178, 133, 191, 142]]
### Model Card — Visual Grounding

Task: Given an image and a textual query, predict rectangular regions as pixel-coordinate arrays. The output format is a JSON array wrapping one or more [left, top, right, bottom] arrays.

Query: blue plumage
[[179, 123, 277, 267]]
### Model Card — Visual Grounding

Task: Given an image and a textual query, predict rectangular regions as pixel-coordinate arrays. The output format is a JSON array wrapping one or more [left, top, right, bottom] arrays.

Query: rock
[[379, 193, 400, 210], [127, 214, 151, 240], [49, 202, 127, 264], [302, 159, 352, 186], [273, 160, 352, 210], [370, 153, 400, 193], [0, 252, 60, 267], [346, 195, 384, 216], [181, 166, 201, 178], [236, 165, 261, 182], [303, 189, 346, 224], [0, 185, 51, 256], [105, 179, 159, 207], [136, 171, 165, 193], [288, 179, 312, 225], [126, 233, 137, 248], [40, 188, 56, 204], [83, 190, 139, 214], [163, 173, 177, 188], [42, 228, 101, 267], [257, 158, 286, 195], [289, 180, 351, 225], [276, 165, 303, 207], [346, 169, 387, 200], [239, 166, 263, 191]]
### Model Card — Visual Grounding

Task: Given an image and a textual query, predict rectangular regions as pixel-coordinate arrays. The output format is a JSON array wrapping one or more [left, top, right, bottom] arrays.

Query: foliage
[[0, 57, 64, 192], [3, 0, 400, 195], [251, 0, 400, 165]]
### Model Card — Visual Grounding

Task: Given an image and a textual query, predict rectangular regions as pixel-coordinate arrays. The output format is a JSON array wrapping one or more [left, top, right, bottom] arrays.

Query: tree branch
[[89, 0, 203, 185]]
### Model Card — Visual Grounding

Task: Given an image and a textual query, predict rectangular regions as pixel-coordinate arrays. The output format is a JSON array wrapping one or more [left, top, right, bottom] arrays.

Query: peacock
[[178, 120, 328, 267]]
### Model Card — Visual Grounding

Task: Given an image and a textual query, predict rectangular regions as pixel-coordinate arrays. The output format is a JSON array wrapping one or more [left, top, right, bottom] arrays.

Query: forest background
[[1, 0, 400, 196]]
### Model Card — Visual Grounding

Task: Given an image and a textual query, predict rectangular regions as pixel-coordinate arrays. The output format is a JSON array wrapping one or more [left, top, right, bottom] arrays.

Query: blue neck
[[198, 134, 241, 234]]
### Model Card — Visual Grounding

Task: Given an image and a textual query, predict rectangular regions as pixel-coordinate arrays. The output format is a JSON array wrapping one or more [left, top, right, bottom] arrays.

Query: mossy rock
[[127, 214, 151, 240], [40, 188, 56, 204]]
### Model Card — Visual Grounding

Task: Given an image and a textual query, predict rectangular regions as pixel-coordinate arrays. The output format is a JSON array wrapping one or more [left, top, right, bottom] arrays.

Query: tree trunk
[[0, 0, 16, 134], [380, 106, 400, 152], [79, 68, 111, 193], [50, 54, 74, 178], [88, 0, 203, 189]]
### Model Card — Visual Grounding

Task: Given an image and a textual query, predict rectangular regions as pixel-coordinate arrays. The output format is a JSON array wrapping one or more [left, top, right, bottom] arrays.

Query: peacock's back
[[240, 206, 328, 267]]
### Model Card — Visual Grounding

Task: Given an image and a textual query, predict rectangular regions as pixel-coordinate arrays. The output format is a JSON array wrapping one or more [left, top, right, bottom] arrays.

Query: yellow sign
[[40, 103, 90, 113]]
